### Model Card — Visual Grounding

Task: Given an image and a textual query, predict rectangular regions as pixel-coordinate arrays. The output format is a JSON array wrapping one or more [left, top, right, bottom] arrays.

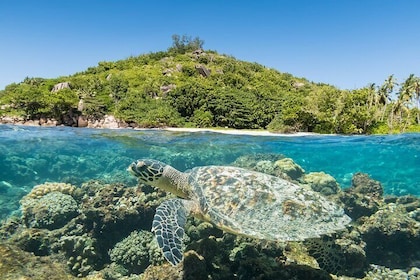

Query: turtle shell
[[187, 166, 350, 241]]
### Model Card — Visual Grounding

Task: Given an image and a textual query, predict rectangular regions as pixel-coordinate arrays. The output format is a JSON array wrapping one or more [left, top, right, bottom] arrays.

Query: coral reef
[[359, 202, 420, 269], [0, 154, 418, 280], [109, 230, 163, 275], [55, 234, 99, 277], [25, 182, 77, 199], [21, 192, 79, 229]]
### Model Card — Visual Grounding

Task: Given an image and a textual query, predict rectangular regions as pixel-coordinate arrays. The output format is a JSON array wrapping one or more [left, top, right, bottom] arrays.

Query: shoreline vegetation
[[1, 35, 419, 135]]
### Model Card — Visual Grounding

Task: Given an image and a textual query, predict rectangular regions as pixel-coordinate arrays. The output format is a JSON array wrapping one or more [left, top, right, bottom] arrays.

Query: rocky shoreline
[[0, 115, 320, 137], [0, 114, 129, 129]]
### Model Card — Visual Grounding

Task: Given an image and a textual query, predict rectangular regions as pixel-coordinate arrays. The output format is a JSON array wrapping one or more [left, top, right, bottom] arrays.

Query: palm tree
[[366, 83, 377, 110], [378, 75, 397, 121], [395, 74, 416, 130], [399, 74, 416, 102], [413, 76, 420, 124]]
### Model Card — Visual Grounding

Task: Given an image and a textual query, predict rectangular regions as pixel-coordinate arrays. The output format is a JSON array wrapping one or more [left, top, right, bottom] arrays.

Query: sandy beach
[[162, 127, 318, 136], [0, 121, 318, 136]]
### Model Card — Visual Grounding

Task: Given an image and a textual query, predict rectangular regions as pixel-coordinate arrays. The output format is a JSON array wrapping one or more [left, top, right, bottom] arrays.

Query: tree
[[399, 74, 416, 103], [42, 88, 78, 120], [168, 34, 204, 54], [73, 76, 112, 118], [387, 74, 417, 131], [413, 76, 420, 124], [377, 75, 397, 121]]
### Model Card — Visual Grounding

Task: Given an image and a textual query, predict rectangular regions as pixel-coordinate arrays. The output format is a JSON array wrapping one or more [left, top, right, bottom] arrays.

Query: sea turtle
[[127, 159, 351, 266]]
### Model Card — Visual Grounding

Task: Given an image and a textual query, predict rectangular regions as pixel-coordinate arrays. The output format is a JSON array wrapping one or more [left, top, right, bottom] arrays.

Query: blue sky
[[0, 0, 419, 90]]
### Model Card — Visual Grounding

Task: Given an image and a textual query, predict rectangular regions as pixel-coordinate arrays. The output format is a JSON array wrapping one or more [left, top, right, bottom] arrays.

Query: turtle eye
[[129, 159, 164, 183]]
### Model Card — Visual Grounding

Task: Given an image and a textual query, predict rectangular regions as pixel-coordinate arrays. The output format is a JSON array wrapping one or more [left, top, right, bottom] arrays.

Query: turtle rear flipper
[[152, 198, 192, 266]]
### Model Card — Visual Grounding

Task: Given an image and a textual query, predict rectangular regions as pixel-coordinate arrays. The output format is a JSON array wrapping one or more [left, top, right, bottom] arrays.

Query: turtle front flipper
[[152, 198, 193, 266]]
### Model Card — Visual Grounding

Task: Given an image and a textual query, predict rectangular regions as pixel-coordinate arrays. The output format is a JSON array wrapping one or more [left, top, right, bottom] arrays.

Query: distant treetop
[[168, 34, 204, 54]]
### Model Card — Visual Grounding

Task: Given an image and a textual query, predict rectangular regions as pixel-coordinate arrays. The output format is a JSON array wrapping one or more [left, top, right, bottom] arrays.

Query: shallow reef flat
[[0, 156, 419, 279]]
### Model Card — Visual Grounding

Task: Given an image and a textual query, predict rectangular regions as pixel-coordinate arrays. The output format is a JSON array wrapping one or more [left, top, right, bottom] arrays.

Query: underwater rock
[[275, 158, 305, 180], [351, 172, 384, 197], [302, 172, 340, 195], [185, 219, 221, 241], [393, 195, 420, 217], [8, 227, 50, 256], [283, 241, 320, 270], [230, 239, 333, 280], [0, 216, 21, 241], [339, 173, 384, 220], [21, 192, 79, 230], [233, 155, 307, 182], [0, 243, 77, 280], [182, 250, 208, 280], [141, 263, 182, 280], [109, 230, 163, 275], [232, 153, 286, 170], [254, 160, 277, 175], [363, 264, 420, 280], [359, 202, 420, 269]]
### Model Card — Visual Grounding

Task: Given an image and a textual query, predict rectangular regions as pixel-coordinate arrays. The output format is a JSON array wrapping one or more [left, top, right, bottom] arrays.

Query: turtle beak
[[128, 160, 147, 176], [127, 162, 137, 175]]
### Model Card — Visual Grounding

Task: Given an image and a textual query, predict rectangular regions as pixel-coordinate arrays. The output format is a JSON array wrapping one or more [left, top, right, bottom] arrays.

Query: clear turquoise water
[[0, 125, 419, 216]]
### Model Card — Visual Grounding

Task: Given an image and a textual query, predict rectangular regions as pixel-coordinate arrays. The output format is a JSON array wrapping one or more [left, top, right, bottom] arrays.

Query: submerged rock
[[351, 172, 384, 197], [232, 153, 286, 170], [303, 172, 340, 195], [0, 243, 76, 280], [141, 263, 182, 280], [364, 265, 420, 280], [339, 173, 384, 220], [275, 158, 305, 180], [359, 202, 420, 269]]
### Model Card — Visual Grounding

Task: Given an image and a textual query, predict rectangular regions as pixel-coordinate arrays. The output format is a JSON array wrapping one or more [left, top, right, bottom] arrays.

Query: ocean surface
[[0, 124, 419, 218]]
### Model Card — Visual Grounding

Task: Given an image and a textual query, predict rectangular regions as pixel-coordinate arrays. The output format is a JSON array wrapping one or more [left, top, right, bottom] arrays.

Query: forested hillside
[[1, 36, 419, 134]]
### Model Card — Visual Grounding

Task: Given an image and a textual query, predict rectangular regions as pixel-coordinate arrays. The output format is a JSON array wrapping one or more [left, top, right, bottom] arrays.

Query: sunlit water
[[0, 125, 419, 218]]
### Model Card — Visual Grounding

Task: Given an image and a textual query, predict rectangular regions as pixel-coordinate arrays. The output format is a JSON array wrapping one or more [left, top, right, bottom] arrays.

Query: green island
[[1, 35, 419, 134]]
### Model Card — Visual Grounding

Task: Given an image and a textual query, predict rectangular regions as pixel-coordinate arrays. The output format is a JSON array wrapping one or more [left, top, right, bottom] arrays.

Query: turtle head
[[127, 159, 167, 186], [128, 159, 190, 198]]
